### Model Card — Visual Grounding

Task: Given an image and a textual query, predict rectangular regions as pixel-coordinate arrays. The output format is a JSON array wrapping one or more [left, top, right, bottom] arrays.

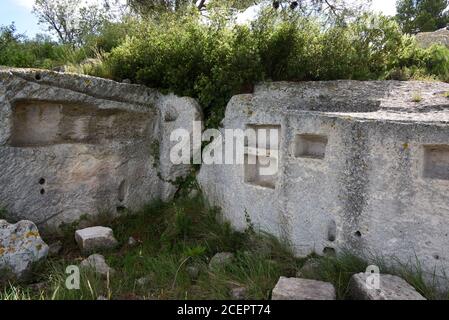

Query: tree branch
[[197, 0, 206, 10]]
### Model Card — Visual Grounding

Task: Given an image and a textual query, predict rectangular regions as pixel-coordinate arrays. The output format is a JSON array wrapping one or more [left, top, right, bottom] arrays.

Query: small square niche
[[294, 134, 328, 159], [423, 145, 449, 180], [244, 124, 280, 189], [244, 153, 278, 189]]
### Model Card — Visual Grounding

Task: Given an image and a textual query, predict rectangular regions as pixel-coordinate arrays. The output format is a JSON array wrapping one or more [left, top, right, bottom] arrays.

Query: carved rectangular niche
[[244, 124, 280, 189], [423, 145, 449, 180], [294, 134, 328, 159], [10, 100, 152, 147]]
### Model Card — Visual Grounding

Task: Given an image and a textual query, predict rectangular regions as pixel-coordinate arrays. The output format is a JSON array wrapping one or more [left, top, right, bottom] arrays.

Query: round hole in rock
[[116, 206, 126, 213], [39, 178, 45, 185], [35, 73, 42, 81], [355, 231, 362, 237], [118, 180, 127, 203], [40, 189, 45, 195], [323, 247, 336, 256], [434, 254, 440, 260]]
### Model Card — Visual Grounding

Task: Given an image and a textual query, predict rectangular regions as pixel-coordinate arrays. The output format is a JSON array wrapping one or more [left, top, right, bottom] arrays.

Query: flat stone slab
[[272, 277, 336, 300], [348, 273, 426, 300], [0, 220, 48, 281], [209, 252, 234, 270], [80, 254, 114, 277], [75, 226, 118, 254]]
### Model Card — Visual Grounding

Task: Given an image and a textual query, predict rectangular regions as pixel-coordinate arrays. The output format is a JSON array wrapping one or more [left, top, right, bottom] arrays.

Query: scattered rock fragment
[[48, 241, 63, 257], [186, 265, 200, 280], [188, 189, 200, 199], [209, 252, 234, 270], [136, 276, 151, 287], [271, 277, 336, 300], [348, 273, 426, 300], [0, 220, 49, 281], [128, 236, 137, 247], [29, 281, 47, 292], [80, 254, 115, 277], [75, 226, 118, 254], [230, 286, 247, 300], [296, 259, 320, 278]]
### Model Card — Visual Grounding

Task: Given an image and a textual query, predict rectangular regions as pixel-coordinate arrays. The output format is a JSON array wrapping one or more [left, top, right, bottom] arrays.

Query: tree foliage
[[127, 0, 371, 24], [32, 0, 119, 46], [396, 0, 449, 34], [106, 11, 449, 127]]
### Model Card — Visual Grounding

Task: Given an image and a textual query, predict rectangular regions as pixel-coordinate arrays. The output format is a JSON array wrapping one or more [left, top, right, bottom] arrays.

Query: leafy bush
[[0, 24, 85, 69], [108, 13, 262, 127], [0, 21, 131, 72], [106, 12, 449, 127], [3, 11, 449, 127], [423, 45, 449, 82]]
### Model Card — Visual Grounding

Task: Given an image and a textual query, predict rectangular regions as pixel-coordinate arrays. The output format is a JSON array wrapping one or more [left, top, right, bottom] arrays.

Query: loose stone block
[[348, 273, 426, 300], [272, 277, 336, 300], [80, 254, 114, 277], [209, 252, 234, 269], [75, 226, 118, 254]]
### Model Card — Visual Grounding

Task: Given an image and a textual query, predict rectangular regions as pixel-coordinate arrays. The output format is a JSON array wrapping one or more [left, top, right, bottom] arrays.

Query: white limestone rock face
[[0, 68, 202, 232], [0, 220, 49, 281], [272, 277, 336, 300], [80, 254, 114, 277], [75, 226, 118, 254], [348, 273, 426, 300], [198, 80, 449, 286]]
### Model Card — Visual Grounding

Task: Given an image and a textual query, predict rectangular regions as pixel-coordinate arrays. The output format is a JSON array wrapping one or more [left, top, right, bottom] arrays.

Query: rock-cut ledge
[[0, 68, 202, 231]]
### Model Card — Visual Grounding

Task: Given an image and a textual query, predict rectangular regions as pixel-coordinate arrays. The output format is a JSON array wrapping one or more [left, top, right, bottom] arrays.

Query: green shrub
[[3, 11, 449, 127], [106, 12, 448, 127], [423, 45, 449, 82], [107, 13, 262, 127], [0, 21, 131, 72]]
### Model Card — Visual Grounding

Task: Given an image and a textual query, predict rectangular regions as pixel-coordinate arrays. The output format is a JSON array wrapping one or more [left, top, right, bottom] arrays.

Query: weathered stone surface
[[296, 259, 320, 278], [209, 252, 234, 269], [0, 68, 202, 231], [29, 281, 47, 292], [416, 27, 449, 48], [272, 277, 336, 300], [198, 80, 449, 284], [186, 265, 200, 280], [348, 273, 426, 300], [75, 226, 118, 254], [188, 189, 200, 199], [80, 254, 114, 277], [0, 220, 48, 280], [127, 236, 137, 247], [230, 286, 247, 300], [136, 276, 151, 287], [48, 240, 62, 256]]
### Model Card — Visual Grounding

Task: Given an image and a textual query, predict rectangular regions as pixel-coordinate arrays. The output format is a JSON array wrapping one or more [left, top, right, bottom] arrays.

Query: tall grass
[[1, 196, 300, 300]]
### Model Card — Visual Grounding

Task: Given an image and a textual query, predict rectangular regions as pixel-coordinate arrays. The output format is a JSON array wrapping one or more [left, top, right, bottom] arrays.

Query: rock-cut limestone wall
[[0, 68, 202, 231], [198, 80, 449, 283]]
